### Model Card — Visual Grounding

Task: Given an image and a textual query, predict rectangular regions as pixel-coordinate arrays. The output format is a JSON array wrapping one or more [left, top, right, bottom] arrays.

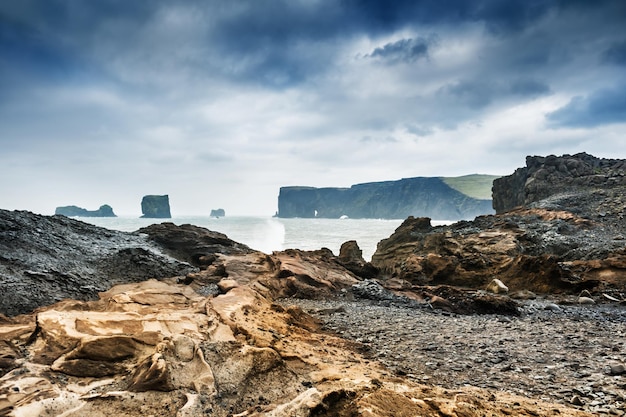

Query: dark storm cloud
[[546, 85, 626, 128], [439, 79, 551, 109], [367, 37, 436, 63], [1, 0, 623, 90], [602, 40, 626, 66]]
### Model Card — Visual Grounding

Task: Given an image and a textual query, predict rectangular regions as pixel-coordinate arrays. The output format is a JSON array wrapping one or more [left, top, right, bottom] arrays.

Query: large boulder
[[141, 195, 171, 218], [138, 223, 255, 266], [371, 211, 626, 294]]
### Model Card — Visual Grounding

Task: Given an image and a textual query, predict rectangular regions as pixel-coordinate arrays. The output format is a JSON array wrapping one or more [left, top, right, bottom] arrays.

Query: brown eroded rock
[[372, 211, 626, 295], [266, 248, 360, 299], [0, 261, 598, 416], [337, 240, 379, 279]]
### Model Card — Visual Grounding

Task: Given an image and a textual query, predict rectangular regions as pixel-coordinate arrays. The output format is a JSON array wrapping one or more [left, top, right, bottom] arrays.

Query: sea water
[[81, 216, 452, 261]]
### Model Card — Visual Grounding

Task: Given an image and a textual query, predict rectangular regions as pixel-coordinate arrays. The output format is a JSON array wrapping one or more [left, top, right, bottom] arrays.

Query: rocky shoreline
[[1, 152, 625, 416], [286, 295, 626, 415]]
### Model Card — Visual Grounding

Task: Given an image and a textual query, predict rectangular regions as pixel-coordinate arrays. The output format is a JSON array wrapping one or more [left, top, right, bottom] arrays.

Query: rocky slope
[[0, 210, 195, 316], [0, 231, 599, 417]]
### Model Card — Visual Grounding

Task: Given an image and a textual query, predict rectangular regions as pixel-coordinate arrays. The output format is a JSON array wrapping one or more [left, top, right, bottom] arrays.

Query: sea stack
[[141, 195, 171, 218], [210, 208, 225, 217], [55, 204, 116, 217]]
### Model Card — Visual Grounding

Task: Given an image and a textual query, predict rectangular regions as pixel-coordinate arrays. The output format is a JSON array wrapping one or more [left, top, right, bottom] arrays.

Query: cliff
[[140, 194, 171, 218], [493, 152, 626, 213], [55, 204, 116, 217], [277, 176, 494, 220]]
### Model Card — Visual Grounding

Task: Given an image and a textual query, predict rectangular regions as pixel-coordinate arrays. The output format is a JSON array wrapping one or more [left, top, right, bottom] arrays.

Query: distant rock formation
[[493, 152, 626, 214], [277, 177, 494, 220], [55, 204, 116, 217], [210, 208, 225, 217], [140, 195, 171, 218]]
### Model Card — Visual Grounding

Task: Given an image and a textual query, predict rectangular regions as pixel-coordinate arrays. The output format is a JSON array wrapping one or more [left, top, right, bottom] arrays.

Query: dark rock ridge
[[138, 222, 254, 267], [493, 152, 626, 214], [277, 177, 494, 220], [141, 194, 171, 218], [210, 208, 225, 217], [0, 210, 201, 316], [55, 204, 116, 217]]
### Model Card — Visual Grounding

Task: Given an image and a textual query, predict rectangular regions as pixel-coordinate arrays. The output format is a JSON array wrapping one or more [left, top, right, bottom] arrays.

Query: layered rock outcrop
[[493, 152, 626, 214], [1, 273, 594, 416], [278, 177, 493, 220], [55, 204, 116, 217], [141, 195, 171, 218]]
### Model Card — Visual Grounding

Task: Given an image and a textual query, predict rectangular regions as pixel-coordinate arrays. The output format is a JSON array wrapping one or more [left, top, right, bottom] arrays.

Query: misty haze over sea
[[82, 216, 452, 261]]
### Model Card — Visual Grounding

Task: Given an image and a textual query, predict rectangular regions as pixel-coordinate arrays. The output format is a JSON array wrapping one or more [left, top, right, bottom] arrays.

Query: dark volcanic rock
[[137, 222, 255, 267], [277, 177, 493, 220], [55, 204, 117, 217], [493, 152, 626, 214], [141, 195, 171, 218], [0, 209, 195, 316]]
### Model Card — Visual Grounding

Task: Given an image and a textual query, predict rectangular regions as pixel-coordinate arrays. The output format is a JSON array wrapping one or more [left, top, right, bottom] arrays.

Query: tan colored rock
[[486, 278, 509, 294], [0, 252, 597, 417]]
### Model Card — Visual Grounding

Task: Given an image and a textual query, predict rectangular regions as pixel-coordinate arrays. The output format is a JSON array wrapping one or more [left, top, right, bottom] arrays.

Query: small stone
[[578, 296, 595, 305], [544, 303, 562, 312], [486, 278, 509, 294], [609, 364, 626, 376], [570, 395, 584, 406]]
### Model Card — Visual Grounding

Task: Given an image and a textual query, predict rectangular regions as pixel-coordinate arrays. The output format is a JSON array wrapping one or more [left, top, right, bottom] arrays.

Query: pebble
[[609, 364, 626, 376]]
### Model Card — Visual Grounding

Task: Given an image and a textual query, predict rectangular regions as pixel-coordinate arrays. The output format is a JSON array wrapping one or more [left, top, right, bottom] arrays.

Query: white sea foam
[[81, 216, 453, 261]]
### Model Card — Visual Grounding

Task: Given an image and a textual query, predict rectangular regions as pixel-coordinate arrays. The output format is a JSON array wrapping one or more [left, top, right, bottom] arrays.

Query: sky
[[1, 1, 625, 216]]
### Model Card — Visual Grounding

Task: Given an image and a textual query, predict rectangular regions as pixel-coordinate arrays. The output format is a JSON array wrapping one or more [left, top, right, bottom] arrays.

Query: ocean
[[81, 216, 453, 261]]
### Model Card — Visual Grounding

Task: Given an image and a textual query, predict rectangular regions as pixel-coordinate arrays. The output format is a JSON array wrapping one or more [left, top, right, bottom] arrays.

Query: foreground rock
[[0, 210, 195, 316], [0, 270, 597, 416], [372, 210, 626, 297]]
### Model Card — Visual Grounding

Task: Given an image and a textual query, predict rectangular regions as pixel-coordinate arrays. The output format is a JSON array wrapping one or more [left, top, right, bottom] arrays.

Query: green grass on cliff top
[[441, 174, 501, 200]]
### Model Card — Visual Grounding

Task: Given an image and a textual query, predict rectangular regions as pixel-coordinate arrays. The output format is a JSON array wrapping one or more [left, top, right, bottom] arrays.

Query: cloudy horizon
[[1, 1, 625, 216]]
